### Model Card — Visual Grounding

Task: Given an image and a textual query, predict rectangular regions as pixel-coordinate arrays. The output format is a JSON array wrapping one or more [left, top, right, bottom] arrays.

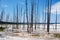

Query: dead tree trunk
[[12, 8, 16, 32], [25, 0, 29, 32], [5, 14, 9, 31], [23, 11, 25, 30], [16, 4, 19, 29], [55, 9, 57, 30], [47, 0, 52, 34], [35, 0, 39, 30], [0, 9, 5, 27], [29, 0, 34, 33], [0, 10, 5, 21], [33, 0, 36, 30], [15, 4, 19, 33]]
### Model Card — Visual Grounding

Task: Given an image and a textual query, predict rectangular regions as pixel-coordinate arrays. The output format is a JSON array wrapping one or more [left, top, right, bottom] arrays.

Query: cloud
[[45, 2, 60, 14], [51, 2, 60, 14]]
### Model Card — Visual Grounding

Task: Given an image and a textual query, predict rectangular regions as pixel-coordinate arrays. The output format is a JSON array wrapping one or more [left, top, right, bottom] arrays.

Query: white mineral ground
[[0, 24, 60, 40], [0, 31, 60, 40]]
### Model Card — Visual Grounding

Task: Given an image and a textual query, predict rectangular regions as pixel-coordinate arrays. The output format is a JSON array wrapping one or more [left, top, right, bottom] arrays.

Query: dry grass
[[54, 34, 60, 38], [31, 34, 40, 37]]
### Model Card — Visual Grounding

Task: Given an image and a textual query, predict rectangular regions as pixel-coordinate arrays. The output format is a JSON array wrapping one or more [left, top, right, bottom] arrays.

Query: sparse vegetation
[[54, 34, 60, 38], [0, 27, 5, 32], [31, 34, 40, 37]]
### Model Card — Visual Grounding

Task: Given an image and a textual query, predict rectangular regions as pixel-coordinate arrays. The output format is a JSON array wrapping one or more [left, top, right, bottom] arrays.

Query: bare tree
[[55, 9, 57, 30], [12, 8, 16, 32], [16, 4, 19, 29], [35, 8, 37, 30], [25, 0, 29, 32], [20, 7, 22, 31], [35, 0, 39, 30], [15, 4, 19, 33], [0, 9, 5, 28], [22, 10, 25, 30], [47, 0, 52, 33], [5, 13, 9, 27], [29, 0, 34, 33], [0, 9, 5, 21], [5, 13, 9, 31]]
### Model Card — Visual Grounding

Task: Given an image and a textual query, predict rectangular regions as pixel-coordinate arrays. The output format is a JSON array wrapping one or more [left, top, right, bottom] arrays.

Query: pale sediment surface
[[0, 35, 60, 40], [0, 24, 60, 40], [0, 32, 60, 40]]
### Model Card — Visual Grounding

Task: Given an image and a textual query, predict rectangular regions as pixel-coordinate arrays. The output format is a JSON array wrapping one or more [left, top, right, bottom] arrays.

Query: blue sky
[[0, 0, 60, 23]]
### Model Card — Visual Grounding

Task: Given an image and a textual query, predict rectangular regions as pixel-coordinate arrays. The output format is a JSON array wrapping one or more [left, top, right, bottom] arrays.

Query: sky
[[0, 0, 60, 23]]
